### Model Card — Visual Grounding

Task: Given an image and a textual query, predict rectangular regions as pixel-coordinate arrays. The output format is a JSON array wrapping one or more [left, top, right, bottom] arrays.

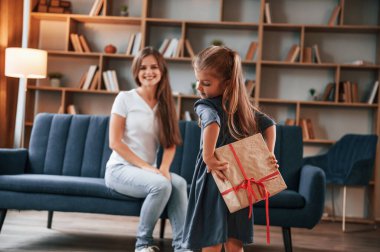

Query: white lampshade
[[5, 47, 47, 79]]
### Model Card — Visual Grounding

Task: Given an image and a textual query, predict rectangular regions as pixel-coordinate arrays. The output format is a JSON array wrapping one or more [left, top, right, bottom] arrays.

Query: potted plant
[[191, 82, 197, 95], [211, 39, 224, 46], [48, 72, 63, 87], [120, 5, 129, 16], [308, 88, 317, 101]]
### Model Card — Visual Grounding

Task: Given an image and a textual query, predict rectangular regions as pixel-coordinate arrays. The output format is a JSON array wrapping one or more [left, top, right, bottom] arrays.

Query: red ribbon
[[220, 144, 279, 244]]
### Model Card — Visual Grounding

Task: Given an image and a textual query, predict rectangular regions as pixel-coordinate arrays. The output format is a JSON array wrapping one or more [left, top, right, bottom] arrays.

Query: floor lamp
[[5, 47, 47, 148]]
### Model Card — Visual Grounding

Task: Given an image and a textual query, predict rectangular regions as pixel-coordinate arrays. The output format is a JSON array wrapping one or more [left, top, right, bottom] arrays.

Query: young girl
[[105, 47, 190, 252], [182, 46, 277, 252]]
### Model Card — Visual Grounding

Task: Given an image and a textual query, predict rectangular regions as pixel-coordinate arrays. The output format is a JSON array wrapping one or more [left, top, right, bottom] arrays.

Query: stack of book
[[102, 70, 120, 92], [285, 118, 315, 140], [125, 33, 142, 56], [37, 0, 72, 13], [89, 0, 104, 16], [158, 38, 183, 58], [70, 33, 92, 53], [79, 65, 99, 90]]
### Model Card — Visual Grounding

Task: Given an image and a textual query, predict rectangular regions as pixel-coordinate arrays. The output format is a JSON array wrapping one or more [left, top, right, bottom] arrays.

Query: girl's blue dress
[[182, 96, 275, 250]]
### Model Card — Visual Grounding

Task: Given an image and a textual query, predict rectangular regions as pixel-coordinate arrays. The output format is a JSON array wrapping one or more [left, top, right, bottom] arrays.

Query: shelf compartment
[[186, 26, 258, 60], [261, 61, 337, 69], [222, 0, 261, 23], [147, 0, 220, 22], [299, 106, 377, 141]]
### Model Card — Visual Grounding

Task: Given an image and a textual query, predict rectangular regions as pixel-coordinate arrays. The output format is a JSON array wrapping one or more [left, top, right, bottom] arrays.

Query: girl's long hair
[[193, 46, 258, 139], [132, 47, 182, 148]]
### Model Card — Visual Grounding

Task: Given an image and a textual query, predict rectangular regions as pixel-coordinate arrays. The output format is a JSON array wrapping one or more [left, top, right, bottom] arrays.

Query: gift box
[[213, 133, 287, 243]]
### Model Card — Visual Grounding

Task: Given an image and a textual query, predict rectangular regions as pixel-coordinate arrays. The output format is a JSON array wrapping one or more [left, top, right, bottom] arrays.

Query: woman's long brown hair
[[132, 47, 182, 148], [193, 46, 258, 139]]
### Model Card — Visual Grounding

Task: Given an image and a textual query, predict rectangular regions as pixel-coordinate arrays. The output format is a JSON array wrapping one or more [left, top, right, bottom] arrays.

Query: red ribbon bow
[[220, 144, 280, 244]]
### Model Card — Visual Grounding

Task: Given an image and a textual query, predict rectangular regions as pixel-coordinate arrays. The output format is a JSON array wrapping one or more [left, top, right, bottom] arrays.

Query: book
[[67, 104, 78, 115], [174, 39, 183, 58], [57, 105, 64, 114], [306, 119, 315, 139], [102, 71, 112, 91], [125, 33, 136, 55], [60, 1, 71, 8], [163, 38, 179, 58], [285, 118, 296, 126], [285, 44, 300, 62], [89, 70, 100, 90], [321, 83, 335, 101], [328, 5, 341, 26], [110, 70, 120, 92], [70, 33, 83, 52], [185, 39, 195, 58], [159, 38, 171, 54], [367, 81, 379, 104], [78, 71, 88, 89], [37, 4, 48, 12], [300, 119, 310, 140], [302, 47, 312, 63], [245, 79, 255, 97], [89, 0, 102, 16], [50, 0, 61, 7], [82, 65, 98, 90], [48, 6, 65, 13], [79, 35, 92, 53], [131, 32, 142, 56], [312, 44, 322, 63], [264, 3, 272, 24], [351, 82, 359, 103], [245, 41, 258, 61]]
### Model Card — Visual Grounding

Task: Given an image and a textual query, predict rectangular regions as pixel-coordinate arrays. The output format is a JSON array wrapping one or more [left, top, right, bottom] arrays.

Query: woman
[[105, 47, 190, 252]]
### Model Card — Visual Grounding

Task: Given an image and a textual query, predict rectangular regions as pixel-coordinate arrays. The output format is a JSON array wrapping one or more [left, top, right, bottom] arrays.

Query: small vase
[[120, 10, 129, 17], [50, 78, 61, 87]]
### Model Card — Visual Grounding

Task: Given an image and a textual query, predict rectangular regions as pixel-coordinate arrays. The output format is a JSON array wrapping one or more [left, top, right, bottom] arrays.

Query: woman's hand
[[159, 169, 172, 180], [204, 156, 228, 181], [141, 166, 160, 174]]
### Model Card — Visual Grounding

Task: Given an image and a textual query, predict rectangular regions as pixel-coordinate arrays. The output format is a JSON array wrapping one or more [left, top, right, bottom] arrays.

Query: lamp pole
[[13, 0, 30, 148]]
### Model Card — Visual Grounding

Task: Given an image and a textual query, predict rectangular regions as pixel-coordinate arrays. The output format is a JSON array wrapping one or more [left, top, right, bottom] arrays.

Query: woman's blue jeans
[[105, 164, 189, 251]]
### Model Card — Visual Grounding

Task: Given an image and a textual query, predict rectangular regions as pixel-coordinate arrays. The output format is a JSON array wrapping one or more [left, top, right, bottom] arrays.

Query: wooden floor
[[0, 210, 379, 252]]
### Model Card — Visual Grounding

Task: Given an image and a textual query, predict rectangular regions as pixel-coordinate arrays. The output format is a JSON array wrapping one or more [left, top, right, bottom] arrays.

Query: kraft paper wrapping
[[213, 133, 287, 214]]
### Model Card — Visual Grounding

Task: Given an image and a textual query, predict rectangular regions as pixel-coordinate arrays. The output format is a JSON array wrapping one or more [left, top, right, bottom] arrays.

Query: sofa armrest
[[298, 164, 326, 227], [0, 148, 28, 175]]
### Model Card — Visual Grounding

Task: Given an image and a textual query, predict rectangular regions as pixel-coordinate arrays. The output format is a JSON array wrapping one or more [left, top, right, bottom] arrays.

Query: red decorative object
[[104, 44, 117, 54]]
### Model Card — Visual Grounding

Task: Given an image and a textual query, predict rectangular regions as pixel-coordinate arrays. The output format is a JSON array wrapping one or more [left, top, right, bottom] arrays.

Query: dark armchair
[[303, 134, 378, 231]]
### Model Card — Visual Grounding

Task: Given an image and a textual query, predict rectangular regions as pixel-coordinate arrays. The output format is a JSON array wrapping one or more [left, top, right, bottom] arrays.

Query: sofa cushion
[[0, 174, 138, 201], [253, 190, 305, 209]]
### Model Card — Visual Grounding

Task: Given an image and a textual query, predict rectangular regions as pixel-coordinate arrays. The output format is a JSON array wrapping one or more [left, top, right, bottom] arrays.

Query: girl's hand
[[204, 156, 229, 181], [142, 166, 160, 174], [270, 153, 279, 169], [159, 169, 172, 180]]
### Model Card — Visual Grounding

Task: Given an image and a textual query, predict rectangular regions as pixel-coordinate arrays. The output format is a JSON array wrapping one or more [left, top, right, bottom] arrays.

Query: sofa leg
[[282, 227, 293, 252], [0, 209, 7, 233], [159, 218, 166, 239], [47, 211, 54, 229]]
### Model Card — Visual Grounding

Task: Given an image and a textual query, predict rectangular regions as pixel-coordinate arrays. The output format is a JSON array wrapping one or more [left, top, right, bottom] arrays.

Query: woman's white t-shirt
[[106, 89, 159, 167]]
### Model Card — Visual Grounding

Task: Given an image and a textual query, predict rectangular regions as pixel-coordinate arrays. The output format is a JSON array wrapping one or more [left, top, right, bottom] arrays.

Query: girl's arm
[[159, 145, 176, 180], [262, 125, 279, 168], [203, 122, 228, 180], [109, 113, 159, 174]]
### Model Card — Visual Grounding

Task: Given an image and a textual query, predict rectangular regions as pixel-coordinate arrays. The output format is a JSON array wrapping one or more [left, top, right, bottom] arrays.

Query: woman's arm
[[159, 145, 176, 180], [203, 122, 228, 180], [109, 113, 159, 174], [262, 125, 279, 168]]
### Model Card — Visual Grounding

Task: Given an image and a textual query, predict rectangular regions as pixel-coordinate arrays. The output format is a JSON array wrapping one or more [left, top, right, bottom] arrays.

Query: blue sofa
[[0, 113, 325, 252]]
